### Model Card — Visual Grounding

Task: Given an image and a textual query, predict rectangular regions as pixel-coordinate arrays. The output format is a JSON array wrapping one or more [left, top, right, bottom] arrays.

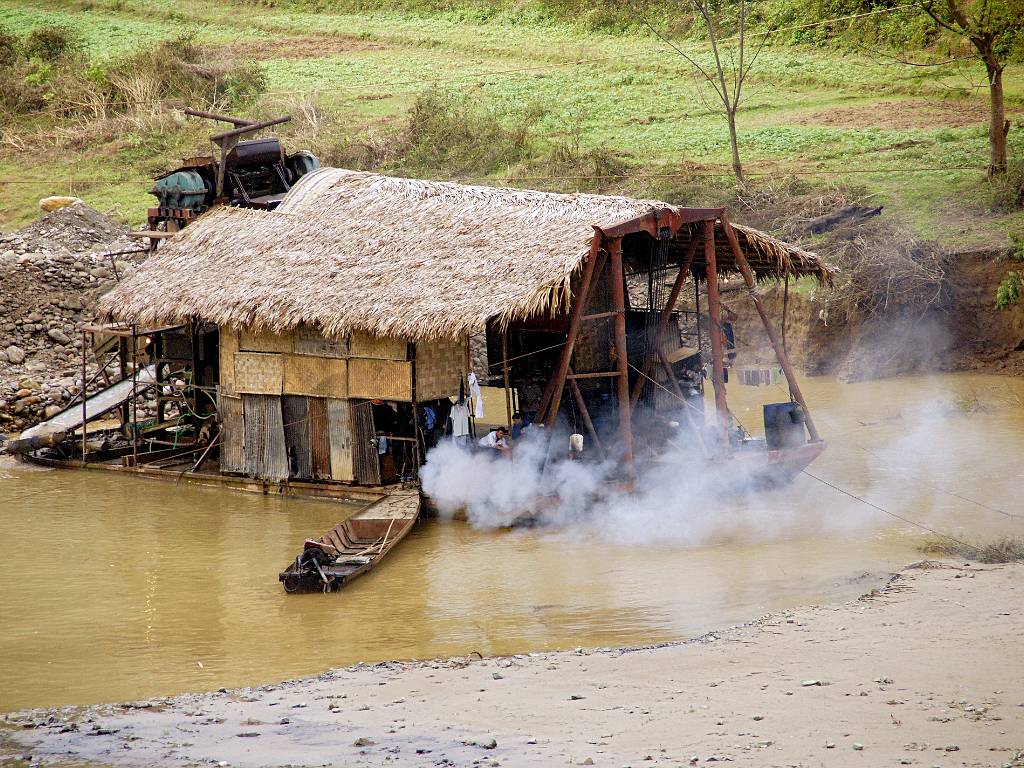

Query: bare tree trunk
[[727, 108, 745, 185], [986, 62, 1008, 176]]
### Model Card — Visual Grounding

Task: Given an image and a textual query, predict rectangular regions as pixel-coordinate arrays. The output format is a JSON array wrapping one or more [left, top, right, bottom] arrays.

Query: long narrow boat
[[279, 488, 420, 593]]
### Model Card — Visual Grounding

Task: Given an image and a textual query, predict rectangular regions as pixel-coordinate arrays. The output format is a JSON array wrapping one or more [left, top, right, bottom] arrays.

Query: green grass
[[0, 0, 1021, 245]]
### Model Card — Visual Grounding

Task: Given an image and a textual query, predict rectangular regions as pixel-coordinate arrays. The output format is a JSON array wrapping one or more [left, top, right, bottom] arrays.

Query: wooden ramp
[[279, 488, 419, 593]]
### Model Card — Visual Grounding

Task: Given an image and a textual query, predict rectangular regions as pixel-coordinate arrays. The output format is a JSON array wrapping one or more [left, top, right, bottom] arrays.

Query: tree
[[919, 0, 1023, 176], [644, 0, 768, 186]]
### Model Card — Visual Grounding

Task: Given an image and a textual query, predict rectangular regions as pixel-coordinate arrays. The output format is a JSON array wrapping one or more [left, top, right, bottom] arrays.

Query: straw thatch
[[102, 168, 833, 340]]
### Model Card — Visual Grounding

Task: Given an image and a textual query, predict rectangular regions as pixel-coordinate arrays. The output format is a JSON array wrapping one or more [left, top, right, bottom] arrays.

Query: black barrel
[[763, 402, 806, 451]]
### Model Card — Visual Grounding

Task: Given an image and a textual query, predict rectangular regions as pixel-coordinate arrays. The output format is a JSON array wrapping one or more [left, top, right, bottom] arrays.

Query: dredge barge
[[9, 166, 836, 592]]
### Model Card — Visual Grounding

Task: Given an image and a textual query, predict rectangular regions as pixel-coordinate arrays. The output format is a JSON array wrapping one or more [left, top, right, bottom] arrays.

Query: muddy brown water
[[1, 374, 1021, 712]]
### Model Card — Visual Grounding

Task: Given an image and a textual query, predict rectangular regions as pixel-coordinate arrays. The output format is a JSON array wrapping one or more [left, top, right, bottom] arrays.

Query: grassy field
[[1, 0, 1021, 247]]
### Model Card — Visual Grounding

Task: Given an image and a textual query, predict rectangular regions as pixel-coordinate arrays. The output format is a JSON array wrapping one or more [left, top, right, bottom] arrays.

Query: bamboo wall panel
[[283, 354, 347, 399], [348, 359, 413, 401], [326, 398, 353, 482], [349, 331, 408, 361], [308, 397, 331, 479], [293, 324, 348, 358], [350, 400, 381, 485], [241, 394, 289, 481], [282, 395, 313, 480], [239, 328, 293, 353], [219, 326, 238, 394], [415, 337, 467, 400], [234, 352, 283, 395], [218, 392, 245, 473]]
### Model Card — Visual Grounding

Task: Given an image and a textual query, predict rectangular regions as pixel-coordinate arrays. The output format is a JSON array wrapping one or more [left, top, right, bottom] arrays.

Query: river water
[[1, 373, 1021, 712]]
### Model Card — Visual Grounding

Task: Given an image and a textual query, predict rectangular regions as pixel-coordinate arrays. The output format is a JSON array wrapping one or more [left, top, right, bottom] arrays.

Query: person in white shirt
[[478, 427, 511, 455]]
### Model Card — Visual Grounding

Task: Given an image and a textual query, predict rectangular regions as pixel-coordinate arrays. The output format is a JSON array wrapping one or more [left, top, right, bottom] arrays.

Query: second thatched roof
[[101, 168, 833, 340]]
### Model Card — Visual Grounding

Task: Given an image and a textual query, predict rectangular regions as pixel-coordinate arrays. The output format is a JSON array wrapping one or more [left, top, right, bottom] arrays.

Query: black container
[[763, 402, 806, 451]]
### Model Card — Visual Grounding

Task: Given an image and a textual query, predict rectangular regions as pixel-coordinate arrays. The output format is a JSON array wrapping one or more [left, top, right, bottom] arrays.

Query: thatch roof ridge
[[100, 168, 832, 339]]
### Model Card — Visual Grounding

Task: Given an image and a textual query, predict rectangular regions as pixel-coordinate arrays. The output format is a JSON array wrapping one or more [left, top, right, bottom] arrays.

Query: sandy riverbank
[[3, 561, 1022, 767]]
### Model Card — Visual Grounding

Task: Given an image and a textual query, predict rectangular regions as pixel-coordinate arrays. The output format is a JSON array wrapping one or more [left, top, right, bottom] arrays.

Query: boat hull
[[279, 488, 419, 594]]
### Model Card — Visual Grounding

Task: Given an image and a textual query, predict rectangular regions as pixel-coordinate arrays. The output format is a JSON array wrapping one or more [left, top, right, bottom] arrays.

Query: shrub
[[988, 160, 1024, 212], [919, 535, 1024, 563], [995, 270, 1023, 310], [22, 25, 81, 61], [393, 89, 542, 176]]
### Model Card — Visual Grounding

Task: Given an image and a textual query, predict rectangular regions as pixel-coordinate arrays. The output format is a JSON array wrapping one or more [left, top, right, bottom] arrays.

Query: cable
[[801, 467, 1010, 561]]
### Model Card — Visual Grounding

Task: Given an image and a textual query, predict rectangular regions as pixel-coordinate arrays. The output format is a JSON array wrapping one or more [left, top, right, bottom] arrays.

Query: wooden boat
[[279, 488, 419, 593]]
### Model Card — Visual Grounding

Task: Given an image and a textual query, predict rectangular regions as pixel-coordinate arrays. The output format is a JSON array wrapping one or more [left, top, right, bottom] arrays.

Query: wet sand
[[5, 561, 1021, 767]]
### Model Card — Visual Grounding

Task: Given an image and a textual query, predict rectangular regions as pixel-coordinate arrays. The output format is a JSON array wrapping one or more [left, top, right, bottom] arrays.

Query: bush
[[988, 160, 1024, 212], [393, 89, 542, 176], [0, 25, 18, 68], [919, 535, 1024, 563], [22, 25, 81, 61], [995, 270, 1023, 310]]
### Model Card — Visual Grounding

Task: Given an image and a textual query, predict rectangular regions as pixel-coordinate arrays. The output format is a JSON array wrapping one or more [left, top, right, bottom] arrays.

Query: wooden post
[[541, 232, 603, 427], [630, 235, 700, 409], [719, 213, 822, 442], [608, 237, 634, 478], [80, 329, 88, 466], [703, 219, 730, 441], [501, 330, 513, 428]]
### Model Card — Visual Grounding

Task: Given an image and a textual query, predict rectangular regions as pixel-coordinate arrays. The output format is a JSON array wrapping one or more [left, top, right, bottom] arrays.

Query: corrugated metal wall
[[308, 397, 332, 480], [242, 394, 289, 481], [282, 395, 313, 480], [350, 400, 381, 485], [219, 392, 245, 473], [326, 398, 353, 482]]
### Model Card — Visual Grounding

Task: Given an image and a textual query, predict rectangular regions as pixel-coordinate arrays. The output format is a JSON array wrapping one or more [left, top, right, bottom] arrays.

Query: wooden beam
[[608, 237, 634, 479], [630, 234, 700, 409], [704, 219, 730, 443], [719, 212, 822, 443]]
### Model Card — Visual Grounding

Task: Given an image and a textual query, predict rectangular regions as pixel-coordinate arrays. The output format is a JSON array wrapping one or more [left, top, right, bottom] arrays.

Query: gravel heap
[[0, 203, 147, 435]]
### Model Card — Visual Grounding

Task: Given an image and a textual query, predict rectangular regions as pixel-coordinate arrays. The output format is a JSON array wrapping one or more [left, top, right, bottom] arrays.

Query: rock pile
[[0, 203, 146, 434]]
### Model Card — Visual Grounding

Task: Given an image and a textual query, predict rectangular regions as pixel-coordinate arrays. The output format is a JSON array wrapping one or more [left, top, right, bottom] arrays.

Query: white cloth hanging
[[450, 402, 470, 437], [468, 371, 484, 419]]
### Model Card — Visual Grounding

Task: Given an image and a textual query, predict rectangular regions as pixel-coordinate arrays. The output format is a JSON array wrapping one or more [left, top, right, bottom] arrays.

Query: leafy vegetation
[[995, 270, 1024, 309], [0, 0, 1020, 246]]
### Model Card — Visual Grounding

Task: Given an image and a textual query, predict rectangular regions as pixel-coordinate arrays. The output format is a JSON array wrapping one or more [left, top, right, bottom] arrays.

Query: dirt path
[[4, 562, 1022, 767]]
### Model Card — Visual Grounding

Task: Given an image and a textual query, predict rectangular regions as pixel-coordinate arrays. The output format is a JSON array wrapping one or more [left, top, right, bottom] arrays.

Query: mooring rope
[[801, 468, 1011, 561]]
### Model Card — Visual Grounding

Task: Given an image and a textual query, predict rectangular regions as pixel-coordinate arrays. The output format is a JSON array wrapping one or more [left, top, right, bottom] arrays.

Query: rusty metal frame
[[704, 219, 730, 445], [719, 212, 822, 443], [629, 234, 701, 409], [608, 237, 634, 479], [540, 229, 604, 426]]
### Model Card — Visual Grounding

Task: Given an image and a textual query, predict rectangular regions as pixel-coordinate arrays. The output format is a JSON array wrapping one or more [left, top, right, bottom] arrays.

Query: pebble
[[852, 743, 864, 750]]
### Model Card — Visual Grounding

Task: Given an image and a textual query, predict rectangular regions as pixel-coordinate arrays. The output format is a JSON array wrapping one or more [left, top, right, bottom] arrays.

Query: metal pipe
[[209, 115, 291, 142], [131, 324, 138, 467], [502, 331, 513, 428], [608, 237, 634, 479], [183, 108, 256, 127], [703, 219, 730, 443], [80, 329, 87, 466], [719, 212, 821, 443]]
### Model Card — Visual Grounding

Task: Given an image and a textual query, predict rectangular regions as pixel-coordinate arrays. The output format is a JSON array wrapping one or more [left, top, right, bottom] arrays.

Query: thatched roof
[[101, 168, 833, 340]]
